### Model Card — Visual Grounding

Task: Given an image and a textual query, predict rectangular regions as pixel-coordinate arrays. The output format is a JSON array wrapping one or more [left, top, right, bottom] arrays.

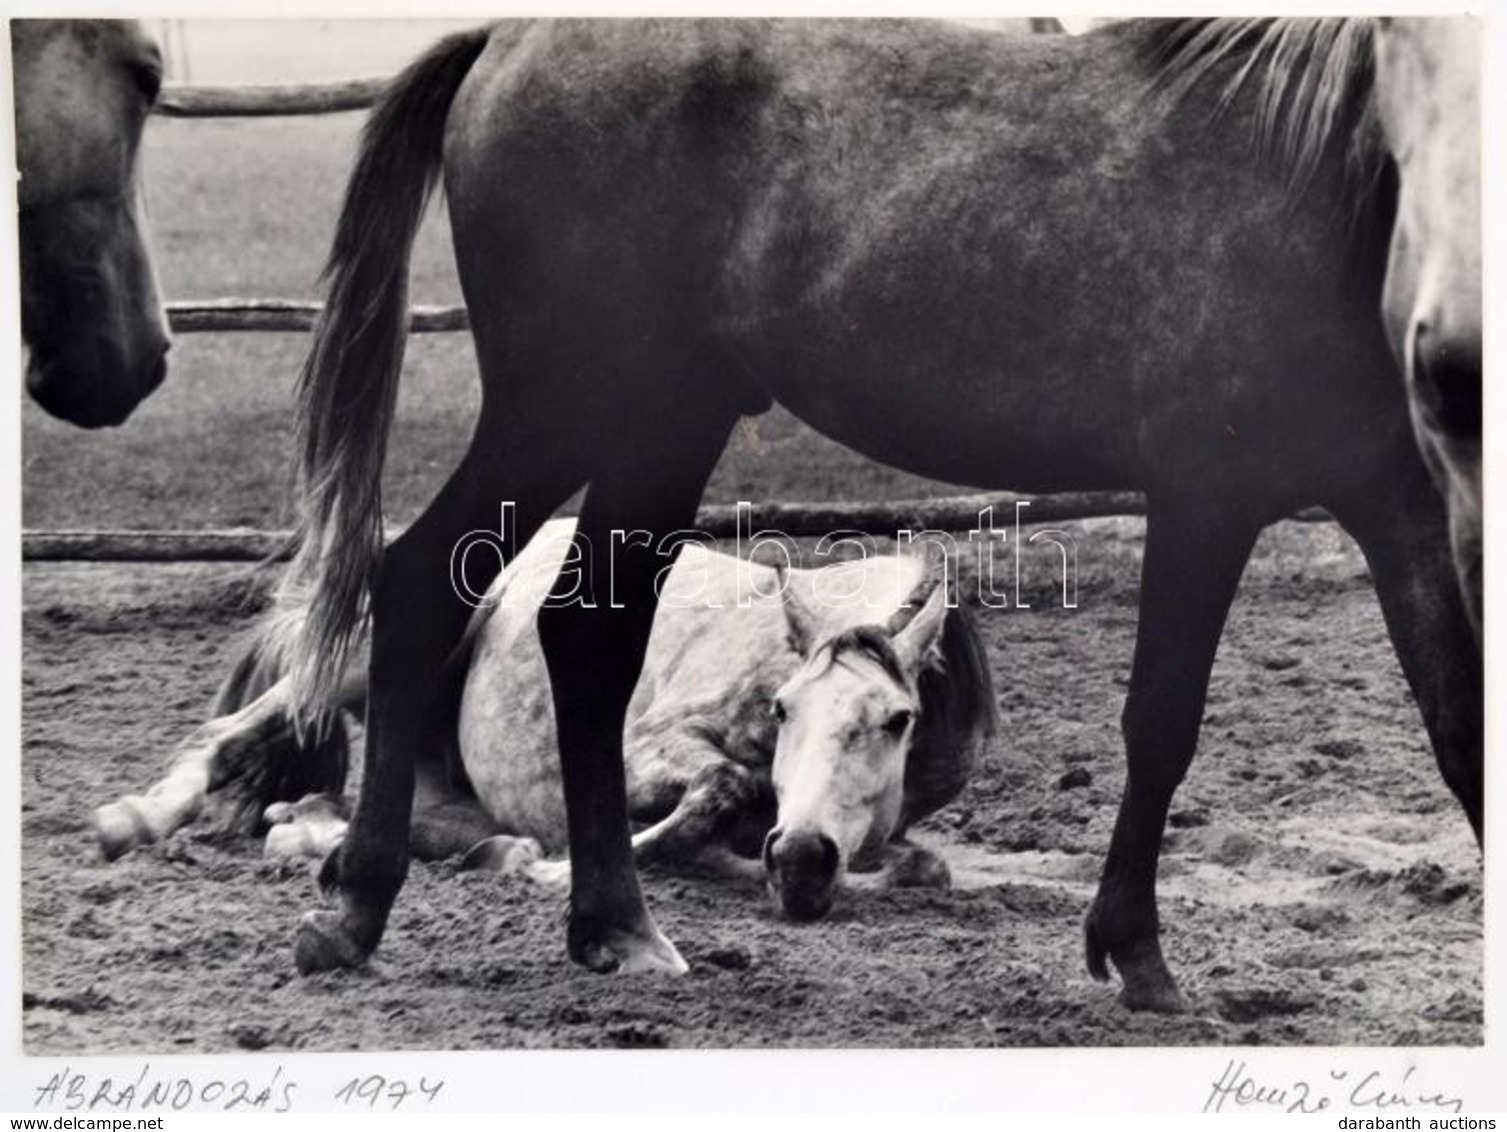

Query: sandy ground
[[21, 521, 1481, 1051]]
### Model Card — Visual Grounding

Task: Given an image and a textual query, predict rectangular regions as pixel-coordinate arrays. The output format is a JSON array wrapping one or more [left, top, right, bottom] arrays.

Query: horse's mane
[[1119, 18, 1383, 203], [822, 624, 911, 689]]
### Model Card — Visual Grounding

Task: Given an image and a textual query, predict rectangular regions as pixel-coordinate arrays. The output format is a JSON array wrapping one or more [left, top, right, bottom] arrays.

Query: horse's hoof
[[459, 835, 542, 874], [524, 857, 572, 892], [265, 821, 346, 861], [568, 914, 689, 977], [293, 910, 371, 975], [1117, 972, 1189, 1015], [1084, 906, 1185, 1010], [892, 848, 950, 889], [1106, 941, 1188, 1014], [93, 798, 152, 861]]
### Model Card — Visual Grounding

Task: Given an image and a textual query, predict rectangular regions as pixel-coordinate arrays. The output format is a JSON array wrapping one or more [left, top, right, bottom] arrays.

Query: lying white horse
[[96, 520, 997, 920]]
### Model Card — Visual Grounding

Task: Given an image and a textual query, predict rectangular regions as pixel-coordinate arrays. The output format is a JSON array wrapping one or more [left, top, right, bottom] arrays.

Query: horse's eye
[[770, 698, 788, 724], [132, 60, 163, 104], [882, 709, 914, 737]]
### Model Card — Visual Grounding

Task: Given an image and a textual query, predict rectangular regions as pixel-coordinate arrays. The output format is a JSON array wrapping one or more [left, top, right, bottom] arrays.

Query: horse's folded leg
[[263, 794, 349, 860], [93, 744, 213, 860], [459, 835, 543, 874], [409, 795, 504, 861], [93, 785, 204, 862], [94, 676, 308, 860], [521, 856, 571, 891], [628, 756, 762, 870], [877, 842, 952, 890], [264, 820, 347, 861]]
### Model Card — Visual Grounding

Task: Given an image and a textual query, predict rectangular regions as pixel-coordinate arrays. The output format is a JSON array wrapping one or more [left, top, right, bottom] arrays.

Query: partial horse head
[[1373, 18, 1482, 634], [761, 576, 951, 921], [11, 19, 170, 427]]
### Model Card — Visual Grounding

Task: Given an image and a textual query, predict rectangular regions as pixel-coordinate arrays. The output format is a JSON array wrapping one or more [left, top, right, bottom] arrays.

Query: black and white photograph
[[3, 2, 1494, 1108]]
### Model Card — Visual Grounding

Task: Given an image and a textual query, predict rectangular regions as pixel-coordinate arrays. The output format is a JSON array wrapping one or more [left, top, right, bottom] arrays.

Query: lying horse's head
[[12, 20, 170, 427], [1373, 18, 1482, 634], [761, 577, 951, 921]]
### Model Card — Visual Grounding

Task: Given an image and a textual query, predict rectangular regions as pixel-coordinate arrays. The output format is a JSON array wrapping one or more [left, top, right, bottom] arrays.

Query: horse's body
[[10, 20, 171, 427], [247, 18, 1474, 1009], [98, 522, 995, 919]]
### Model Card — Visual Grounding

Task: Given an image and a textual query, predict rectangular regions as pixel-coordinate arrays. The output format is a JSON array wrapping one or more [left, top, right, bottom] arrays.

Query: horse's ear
[[777, 563, 821, 657], [893, 578, 948, 672]]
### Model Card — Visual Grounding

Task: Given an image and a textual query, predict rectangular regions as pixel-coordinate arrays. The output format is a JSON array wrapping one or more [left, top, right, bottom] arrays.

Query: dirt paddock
[[21, 520, 1481, 1051]]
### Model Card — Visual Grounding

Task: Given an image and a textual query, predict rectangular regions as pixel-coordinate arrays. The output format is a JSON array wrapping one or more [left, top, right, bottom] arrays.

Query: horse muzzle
[[763, 827, 841, 922], [25, 337, 169, 429]]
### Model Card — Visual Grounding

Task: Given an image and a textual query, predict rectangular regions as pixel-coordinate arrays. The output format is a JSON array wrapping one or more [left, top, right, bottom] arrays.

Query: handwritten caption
[[1205, 1059, 1467, 1116], [32, 1066, 444, 1114]]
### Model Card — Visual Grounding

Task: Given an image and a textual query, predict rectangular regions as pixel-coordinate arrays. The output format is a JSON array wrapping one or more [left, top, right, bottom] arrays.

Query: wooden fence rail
[[22, 495, 1331, 563], [166, 299, 469, 334], [156, 77, 388, 118]]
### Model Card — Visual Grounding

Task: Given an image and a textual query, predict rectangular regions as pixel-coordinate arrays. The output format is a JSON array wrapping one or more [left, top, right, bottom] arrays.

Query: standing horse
[[270, 19, 1477, 1010], [1371, 20, 1482, 637], [10, 20, 171, 427]]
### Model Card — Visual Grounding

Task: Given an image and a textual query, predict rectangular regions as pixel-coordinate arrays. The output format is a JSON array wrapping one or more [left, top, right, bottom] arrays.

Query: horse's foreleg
[[1328, 456, 1483, 842], [629, 759, 767, 871], [294, 432, 580, 974], [1084, 502, 1259, 1014], [463, 755, 766, 888], [538, 411, 736, 976]]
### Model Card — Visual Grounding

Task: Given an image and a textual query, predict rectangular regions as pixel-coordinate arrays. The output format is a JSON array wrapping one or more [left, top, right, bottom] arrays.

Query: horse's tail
[[282, 26, 490, 725]]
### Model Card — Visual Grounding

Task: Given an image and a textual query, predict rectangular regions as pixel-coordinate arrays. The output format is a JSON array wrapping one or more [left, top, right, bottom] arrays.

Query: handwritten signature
[[1205, 1059, 1465, 1115]]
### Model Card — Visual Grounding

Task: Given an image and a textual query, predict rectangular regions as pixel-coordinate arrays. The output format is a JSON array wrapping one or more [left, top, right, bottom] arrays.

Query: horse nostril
[[767, 830, 841, 922], [1413, 324, 1482, 440], [815, 833, 839, 876], [770, 830, 839, 881]]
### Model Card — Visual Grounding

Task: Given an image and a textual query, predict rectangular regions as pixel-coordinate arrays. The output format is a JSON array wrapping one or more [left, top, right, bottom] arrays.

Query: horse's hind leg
[[1084, 501, 1262, 1013], [1326, 451, 1483, 842], [537, 407, 738, 974], [94, 674, 304, 859], [295, 415, 585, 973]]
